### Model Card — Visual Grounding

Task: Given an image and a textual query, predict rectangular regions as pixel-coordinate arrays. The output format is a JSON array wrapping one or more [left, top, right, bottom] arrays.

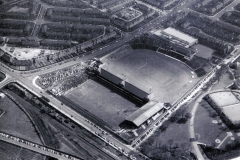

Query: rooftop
[[125, 101, 164, 127], [221, 103, 240, 124], [161, 27, 198, 45], [208, 91, 240, 107]]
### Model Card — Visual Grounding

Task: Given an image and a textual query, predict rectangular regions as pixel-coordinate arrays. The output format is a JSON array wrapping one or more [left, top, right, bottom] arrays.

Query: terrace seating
[[129, 36, 207, 77], [185, 59, 201, 70], [195, 68, 206, 77]]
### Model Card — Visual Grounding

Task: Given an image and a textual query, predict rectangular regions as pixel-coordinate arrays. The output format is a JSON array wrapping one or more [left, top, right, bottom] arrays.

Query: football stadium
[[62, 40, 201, 130]]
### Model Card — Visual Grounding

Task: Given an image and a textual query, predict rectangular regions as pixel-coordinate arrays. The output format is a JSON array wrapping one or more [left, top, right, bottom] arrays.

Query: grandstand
[[99, 68, 123, 85], [100, 53, 155, 102], [129, 35, 207, 77], [124, 101, 165, 127]]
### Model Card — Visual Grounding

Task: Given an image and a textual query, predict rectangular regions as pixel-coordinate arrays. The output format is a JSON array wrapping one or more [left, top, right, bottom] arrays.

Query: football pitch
[[65, 49, 199, 129], [102, 49, 199, 103], [65, 79, 141, 129]]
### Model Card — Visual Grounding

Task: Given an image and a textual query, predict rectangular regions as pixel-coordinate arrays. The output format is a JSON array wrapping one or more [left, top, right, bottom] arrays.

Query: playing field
[[102, 49, 198, 103], [65, 79, 141, 128]]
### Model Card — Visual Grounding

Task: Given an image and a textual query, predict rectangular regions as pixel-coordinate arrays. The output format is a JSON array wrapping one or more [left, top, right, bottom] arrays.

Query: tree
[[160, 144, 168, 152], [168, 139, 174, 149], [176, 106, 188, 119], [161, 152, 172, 160], [169, 113, 178, 122], [173, 148, 182, 158], [160, 120, 170, 131], [209, 111, 218, 118], [229, 62, 238, 70], [174, 141, 180, 149], [181, 142, 189, 152], [185, 112, 192, 119]]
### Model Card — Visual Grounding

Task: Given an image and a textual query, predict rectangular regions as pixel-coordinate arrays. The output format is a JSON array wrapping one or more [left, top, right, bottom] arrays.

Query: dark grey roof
[[125, 101, 164, 126]]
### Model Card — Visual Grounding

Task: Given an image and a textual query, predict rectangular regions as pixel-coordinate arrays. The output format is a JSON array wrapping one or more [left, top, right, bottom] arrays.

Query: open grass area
[[194, 102, 225, 146], [0, 96, 42, 144], [4, 89, 62, 149], [211, 71, 233, 91], [139, 111, 193, 159], [65, 78, 141, 129], [0, 141, 45, 160], [102, 49, 198, 103], [192, 44, 215, 59], [194, 100, 240, 150]]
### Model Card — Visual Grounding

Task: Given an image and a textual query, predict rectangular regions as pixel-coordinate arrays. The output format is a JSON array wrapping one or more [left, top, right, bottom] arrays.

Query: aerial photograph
[[1, 0, 240, 160]]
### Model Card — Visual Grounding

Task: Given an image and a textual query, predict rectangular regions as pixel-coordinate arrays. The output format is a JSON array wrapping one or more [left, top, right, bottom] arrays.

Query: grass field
[[192, 44, 215, 59], [0, 141, 45, 160], [102, 49, 198, 103], [194, 100, 240, 149], [65, 78, 141, 128], [194, 102, 224, 146], [211, 71, 233, 91], [0, 96, 42, 144]]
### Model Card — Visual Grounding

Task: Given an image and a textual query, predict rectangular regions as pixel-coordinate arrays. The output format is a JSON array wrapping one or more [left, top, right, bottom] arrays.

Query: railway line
[[0, 132, 82, 160], [76, 133, 116, 160]]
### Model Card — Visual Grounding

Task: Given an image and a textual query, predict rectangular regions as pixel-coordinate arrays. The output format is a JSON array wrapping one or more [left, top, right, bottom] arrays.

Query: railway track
[[76, 133, 116, 160]]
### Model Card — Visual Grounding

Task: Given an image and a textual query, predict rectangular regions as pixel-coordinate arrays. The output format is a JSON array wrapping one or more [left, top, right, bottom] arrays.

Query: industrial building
[[154, 27, 198, 47], [205, 91, 240, 128]]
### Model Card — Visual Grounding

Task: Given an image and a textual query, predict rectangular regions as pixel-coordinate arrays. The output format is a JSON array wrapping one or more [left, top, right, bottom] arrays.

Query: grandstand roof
[[125, 101, 164, 127], [162, 27, 198, 45]]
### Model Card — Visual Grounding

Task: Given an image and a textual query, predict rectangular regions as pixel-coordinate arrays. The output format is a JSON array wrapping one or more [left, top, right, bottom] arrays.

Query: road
[[131, 45, 240, 158], [189, 91, 210, 160], [131, 60, 219, 146], [187, 47, 240, 160], [0, 64, 137, 159], [210, 0, 238, 19], [187, 0, 238, 20], [189, 88, 232, 159]]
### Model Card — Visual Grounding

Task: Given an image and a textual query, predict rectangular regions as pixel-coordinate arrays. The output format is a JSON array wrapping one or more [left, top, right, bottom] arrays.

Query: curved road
[[189, 85, 231, 159]]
